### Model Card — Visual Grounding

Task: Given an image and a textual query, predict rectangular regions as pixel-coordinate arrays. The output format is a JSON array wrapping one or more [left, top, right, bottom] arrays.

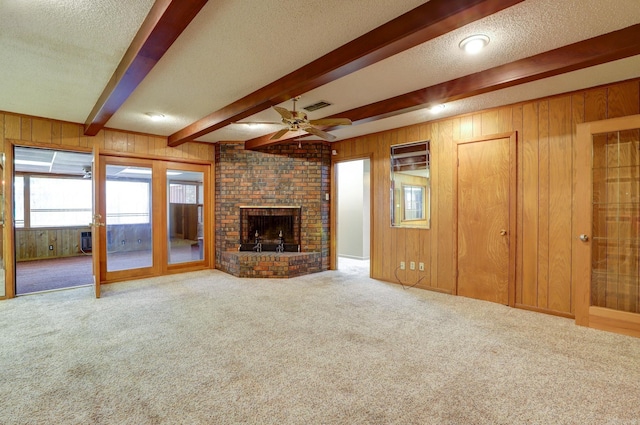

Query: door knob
[[500, 229, 507, 236], [579, 234, 589, 242]]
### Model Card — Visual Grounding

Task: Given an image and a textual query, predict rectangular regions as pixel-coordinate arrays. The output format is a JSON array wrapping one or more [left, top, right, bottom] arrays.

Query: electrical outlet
[[400, 261, 405, 270], [410, 261, 415, 270], [48, 245, 54, 250], [419, 262, 425, 271]]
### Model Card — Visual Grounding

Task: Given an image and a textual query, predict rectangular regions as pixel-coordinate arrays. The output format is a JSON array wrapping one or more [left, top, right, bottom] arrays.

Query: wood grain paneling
[[521, 102, 539, 306], [331, 77, 640, 317], [548, 96, 572, 312], [15, 227, 91, 261], [537, 100, 550, 309]]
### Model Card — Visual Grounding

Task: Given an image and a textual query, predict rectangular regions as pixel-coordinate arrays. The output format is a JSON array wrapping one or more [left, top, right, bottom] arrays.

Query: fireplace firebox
[[239, 206, 301, 252]]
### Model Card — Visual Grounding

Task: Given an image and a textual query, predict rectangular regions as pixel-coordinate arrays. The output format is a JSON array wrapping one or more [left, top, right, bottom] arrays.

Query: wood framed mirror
[[390, 141, 430, 228]]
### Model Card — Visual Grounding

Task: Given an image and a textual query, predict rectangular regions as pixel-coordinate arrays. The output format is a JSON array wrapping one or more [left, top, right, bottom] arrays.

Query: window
[[106, 180, 150, 225], [169, 183, 198, 204], [29, 177, 91, 227], [403, 185, 424, 220], [14, 176, 24, 228]]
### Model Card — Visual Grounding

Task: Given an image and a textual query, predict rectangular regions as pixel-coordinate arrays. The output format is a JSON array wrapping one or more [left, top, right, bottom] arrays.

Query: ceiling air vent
[[303, 100, 332, 112]]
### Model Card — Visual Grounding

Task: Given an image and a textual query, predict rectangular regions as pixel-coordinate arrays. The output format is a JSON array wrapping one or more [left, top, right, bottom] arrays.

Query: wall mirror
[[390, 141, 430, 228]]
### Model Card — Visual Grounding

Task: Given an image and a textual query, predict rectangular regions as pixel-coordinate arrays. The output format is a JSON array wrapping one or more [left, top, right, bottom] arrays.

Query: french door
[[95, 156, 210, 286], [574, 114, 640, 337]]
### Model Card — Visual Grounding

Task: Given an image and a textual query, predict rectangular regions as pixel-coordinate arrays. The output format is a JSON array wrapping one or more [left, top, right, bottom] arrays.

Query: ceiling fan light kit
[[266, 97, 352, 141]]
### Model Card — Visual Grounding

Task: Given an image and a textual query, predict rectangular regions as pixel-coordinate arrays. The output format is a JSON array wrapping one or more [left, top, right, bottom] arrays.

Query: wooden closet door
[[456, 135, 515, 305]]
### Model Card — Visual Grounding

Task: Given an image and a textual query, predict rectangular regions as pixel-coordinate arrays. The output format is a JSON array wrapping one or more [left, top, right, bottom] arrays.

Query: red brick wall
[[215, 141, 331, 270]]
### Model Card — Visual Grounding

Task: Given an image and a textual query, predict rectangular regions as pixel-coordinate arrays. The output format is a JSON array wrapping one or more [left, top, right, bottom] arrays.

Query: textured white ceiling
[[1, 0, 640, 145], [0, 0, 155, 123]]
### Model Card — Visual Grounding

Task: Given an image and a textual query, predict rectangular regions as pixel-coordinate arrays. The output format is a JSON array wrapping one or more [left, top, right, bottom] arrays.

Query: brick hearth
[[220, 251, 322, 278]]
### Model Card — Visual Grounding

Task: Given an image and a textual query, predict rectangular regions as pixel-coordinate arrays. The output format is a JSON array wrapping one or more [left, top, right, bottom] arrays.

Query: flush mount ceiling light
[[429, 104, 446, 113], [459, 34, 490, 54], [144, 112, 165, 121]]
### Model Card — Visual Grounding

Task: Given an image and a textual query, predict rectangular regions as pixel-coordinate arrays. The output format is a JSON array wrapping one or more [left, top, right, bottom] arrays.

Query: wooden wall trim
[[514, 303, 574, 319]]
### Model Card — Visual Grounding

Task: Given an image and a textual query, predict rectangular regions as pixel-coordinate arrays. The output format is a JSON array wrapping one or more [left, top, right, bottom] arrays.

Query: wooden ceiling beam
[[244, 23, 640, 150], [167, 0, 524, 146], [84, 0, 208, 136]]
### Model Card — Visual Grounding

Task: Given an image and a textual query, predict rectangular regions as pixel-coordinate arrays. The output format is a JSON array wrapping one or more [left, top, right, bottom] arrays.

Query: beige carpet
[[1, 265, 639, 424]]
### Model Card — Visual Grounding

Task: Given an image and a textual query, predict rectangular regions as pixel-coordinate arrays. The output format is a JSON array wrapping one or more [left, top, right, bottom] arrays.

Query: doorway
[[13, 146, 94, 294], [335, 158, 371, 274], [455, 133, 516, 305]]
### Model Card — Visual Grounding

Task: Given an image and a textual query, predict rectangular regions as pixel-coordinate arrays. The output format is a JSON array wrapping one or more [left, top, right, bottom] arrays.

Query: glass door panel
[[167, 169, 204, 264], [591, 129, 640, 313], [105, 164, 153, 273]]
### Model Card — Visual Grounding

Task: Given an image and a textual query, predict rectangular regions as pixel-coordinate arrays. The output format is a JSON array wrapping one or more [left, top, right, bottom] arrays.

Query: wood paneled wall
[[15, 227, 91, 261], [332, 78, 640, 316], [0, 112, 214, 160]]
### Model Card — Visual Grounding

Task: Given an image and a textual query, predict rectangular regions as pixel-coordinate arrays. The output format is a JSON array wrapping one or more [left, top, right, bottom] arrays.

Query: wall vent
[[303, 101, 332, 112]]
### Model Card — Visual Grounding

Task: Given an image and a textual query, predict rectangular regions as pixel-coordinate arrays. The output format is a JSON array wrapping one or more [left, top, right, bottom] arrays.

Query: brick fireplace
[[239, 206, 301, 252], [215, 142, 331, 277]]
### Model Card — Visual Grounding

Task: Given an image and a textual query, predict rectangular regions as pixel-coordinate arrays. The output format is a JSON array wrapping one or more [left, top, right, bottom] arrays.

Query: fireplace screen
[[239, 206, 301, 252]]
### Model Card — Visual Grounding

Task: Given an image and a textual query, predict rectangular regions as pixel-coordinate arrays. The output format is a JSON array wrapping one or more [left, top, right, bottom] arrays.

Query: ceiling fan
[[239, 97, 352, 141]]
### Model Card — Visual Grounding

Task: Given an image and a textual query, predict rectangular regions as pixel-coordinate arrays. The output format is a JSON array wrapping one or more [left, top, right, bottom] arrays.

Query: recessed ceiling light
[[429, 104, 446, 113], [145, 112, 165, 121], [459, 34, 490, 54]]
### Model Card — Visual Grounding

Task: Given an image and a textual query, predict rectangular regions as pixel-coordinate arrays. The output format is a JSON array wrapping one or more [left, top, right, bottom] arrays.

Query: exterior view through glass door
[[167, 169, 204, 264], [105, 163, 154, 274]]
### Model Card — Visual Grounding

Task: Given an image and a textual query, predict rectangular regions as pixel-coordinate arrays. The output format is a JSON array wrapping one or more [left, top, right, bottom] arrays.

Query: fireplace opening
[[239, 206, 301, 252]]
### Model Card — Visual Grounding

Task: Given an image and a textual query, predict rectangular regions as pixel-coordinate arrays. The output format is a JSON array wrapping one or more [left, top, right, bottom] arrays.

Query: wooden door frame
[[330, 154, 373, 272], [574, 114, 640, 337], [453, 131, 517, 307], [3, 142, 95, 299], [2, 145, 15, 299]]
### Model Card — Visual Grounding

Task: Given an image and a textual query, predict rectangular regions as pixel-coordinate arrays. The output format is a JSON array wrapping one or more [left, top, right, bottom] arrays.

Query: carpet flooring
[[15, 242, 200, 294], [1, 266, 639, 424]]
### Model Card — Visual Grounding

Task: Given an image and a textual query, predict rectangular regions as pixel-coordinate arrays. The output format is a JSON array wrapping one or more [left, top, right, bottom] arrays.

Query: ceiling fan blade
[[305, 126, 336, 141], [270, 128, 290, 140], [308, 118, 352, 126], [273, 106, 293, 120], [234, 121, 282, 125]]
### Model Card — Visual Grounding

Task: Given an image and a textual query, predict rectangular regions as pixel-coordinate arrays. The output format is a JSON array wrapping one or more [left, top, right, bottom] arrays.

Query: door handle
[[91, 214, 106, 227], [500, 229, 507, 236], [579, 234, 589, 242]]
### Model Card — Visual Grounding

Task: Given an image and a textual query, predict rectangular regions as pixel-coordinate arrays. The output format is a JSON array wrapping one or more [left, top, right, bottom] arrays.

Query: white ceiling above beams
[[0, 0, 155, 124], [1, 0, 640, 148]]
